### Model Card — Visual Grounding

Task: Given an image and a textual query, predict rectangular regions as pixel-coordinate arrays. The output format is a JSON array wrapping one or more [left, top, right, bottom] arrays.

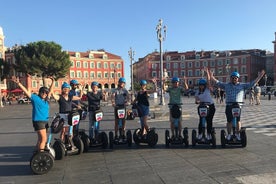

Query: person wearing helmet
[[209, 68, 265, 140], [195, 68, 216, 140], [86, 81, 104, 139], [132, 80, 156, 137], [11, 76, 54, 152], [51, 82, 83, 148], [111, 77, 130, 139], [69, 79, 83, 109], [165, 76, 189, 138]]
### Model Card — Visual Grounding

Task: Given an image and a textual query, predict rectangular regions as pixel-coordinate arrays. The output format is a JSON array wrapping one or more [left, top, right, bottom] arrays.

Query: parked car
[[18, 97, 31, 104]]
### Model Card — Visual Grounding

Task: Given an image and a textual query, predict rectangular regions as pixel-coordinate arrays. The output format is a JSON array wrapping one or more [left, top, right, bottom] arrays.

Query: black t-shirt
[[136, 91, 149, 106], [58, 95, 73, 113], [87, 91, 102, 111]]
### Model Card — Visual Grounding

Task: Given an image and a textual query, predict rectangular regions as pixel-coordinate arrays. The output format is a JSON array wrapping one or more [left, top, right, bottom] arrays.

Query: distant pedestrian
[[254, 83, 261, 105], [249, 88, 255, 105]]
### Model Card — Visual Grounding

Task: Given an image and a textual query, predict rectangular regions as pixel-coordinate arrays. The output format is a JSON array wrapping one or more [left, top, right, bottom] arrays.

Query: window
[[70, 71, 75, 78], [152, 71, 157, 77], [166, 55, 171, 61], [188, 70, 193, 77], [233, 58, 238, 65], [104, 72, 108, 78], [188, 62, 193, 68], [90, 62, 95, 68], [111, 63, 115, 69], [97, 62, 101, 69], [173, 63, 178, 69], [76, 61, 81, 68], [77, 71, 82, 78], [181, 62, 185, 68], [195, 61, 200, 68], [117, 63, 121, 69], [226, 59, 231, 65], [32, 80, 37, 88], [210, 60, 215, 67], [104, 62, 108, 69], [195, 54, 200, 60], [195, 70, 201, 77], [75, 52, 80, 58], [242, 58, 246, 65], [117, 73, 121, 78], [181, 70, 185, 77], [71, 61, 74, 67], [166, 63, 170, 69], [173, 71, 178, 77], [84, 71, 88, 78], [181, 55, 185, 61], [203, 61, 208, 67], [83, 61, 88, 68], [241, 66, 246, 74], [152, 63, 157, 69], [54, 81, 59, 88], [217, 60, 223, 66], [97, 72, 102, 78], [89, 53, 94, 59], [103, 54, 108, 59], [90, 72, 95, 78]]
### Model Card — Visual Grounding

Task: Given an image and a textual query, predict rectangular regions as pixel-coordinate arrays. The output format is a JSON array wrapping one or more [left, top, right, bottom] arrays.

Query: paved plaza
[[0, 96, 276, 184]]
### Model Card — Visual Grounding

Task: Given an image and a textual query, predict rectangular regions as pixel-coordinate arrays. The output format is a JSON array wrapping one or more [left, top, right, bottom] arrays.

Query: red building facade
[[133, 49, 267, 88]]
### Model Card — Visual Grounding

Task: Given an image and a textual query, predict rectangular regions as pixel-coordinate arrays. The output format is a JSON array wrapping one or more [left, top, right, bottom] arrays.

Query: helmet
[[39, 87, 49, 95], [118, 77, 126, 83], [198, 79, 207, 85], [140, 80, 147, 85], [61, 82, 71, 89], [91, 81, 99, 86], [230, 71, 240, 78], [171, 77, 180, 83], [70, 79, 79, 85]]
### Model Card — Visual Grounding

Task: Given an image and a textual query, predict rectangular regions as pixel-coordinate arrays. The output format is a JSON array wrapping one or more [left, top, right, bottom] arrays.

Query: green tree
[[0, 58, 10, 81], [14, 41, 71, 85]]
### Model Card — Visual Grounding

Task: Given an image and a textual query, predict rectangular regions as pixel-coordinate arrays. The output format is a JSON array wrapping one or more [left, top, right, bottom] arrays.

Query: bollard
[[268, 92, 271, 100]]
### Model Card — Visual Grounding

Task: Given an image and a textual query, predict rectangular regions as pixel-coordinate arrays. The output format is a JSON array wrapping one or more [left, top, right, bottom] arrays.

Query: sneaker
[[206, 134, 212, 140], [226, 134, 232, 140], [197, 134, 203, 140], [236, 134, 241, 141]]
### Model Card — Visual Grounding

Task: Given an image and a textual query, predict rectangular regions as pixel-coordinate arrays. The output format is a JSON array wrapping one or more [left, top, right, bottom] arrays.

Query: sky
[[1, 0, 276, 89]]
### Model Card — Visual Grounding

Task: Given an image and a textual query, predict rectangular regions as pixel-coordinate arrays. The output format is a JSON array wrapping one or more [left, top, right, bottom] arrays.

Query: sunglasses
[[231, 77, 238, 79]]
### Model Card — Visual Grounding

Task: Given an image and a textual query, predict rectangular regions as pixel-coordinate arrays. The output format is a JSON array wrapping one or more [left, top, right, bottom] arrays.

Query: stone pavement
[[0, 96, 276, 184]]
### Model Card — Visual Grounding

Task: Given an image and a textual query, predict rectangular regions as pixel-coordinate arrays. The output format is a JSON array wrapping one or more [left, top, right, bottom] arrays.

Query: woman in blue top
[[11, 76, 54, 152]]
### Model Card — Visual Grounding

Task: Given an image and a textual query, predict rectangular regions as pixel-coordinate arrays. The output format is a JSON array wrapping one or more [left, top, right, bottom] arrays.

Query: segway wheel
[[30, 152, 54, 175], [80, 133, 90, 152], [53, 140, 65, 160], [109, 131, 114, 149], [221, 130, 226, 148], [147, 130, 158, 147], [240, 129, 247, 148], [165, 130, 170, 148], [192, 129, 197, 147], [183, 127, 189, 147], [133, 128, 141, 145], [101, 132, 108, 149], [126, 130, 132, 147], [73, 136, 84, 154], [211, 128, 216, 148]]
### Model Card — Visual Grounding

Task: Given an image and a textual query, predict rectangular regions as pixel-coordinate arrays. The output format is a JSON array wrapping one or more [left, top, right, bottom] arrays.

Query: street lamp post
[[156, 19, 167, 105], [264, 74, 267, 86], [225, 64, 231, 82], [128, 47, 135, 101], [0, 64, 4, 107]]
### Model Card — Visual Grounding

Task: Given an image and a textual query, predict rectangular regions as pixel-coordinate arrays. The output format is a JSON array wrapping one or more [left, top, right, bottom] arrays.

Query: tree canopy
[[14, 41, 71, 80]]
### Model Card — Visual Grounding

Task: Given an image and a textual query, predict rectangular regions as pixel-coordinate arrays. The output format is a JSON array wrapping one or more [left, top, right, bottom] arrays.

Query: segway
[[109, 105, 132, 149], [192, 103, 216, 148], [53, 111, 84, 160], [132, 103, 158, 147], [221, 102, 247, 148], [30, 115, 63, 174], [80, 109, 108, 152], [165, 103, 189, 148]]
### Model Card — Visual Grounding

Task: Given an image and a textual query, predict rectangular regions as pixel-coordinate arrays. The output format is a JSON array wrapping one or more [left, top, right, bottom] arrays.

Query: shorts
[[138, 104, 149, 117], [33, 121, 49, 131], [225, 105, 241, 123], [59, 113, 69, 126]]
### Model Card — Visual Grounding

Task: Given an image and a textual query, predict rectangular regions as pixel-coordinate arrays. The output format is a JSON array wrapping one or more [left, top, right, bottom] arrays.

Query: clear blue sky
[[1, 0, 276, 89]]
